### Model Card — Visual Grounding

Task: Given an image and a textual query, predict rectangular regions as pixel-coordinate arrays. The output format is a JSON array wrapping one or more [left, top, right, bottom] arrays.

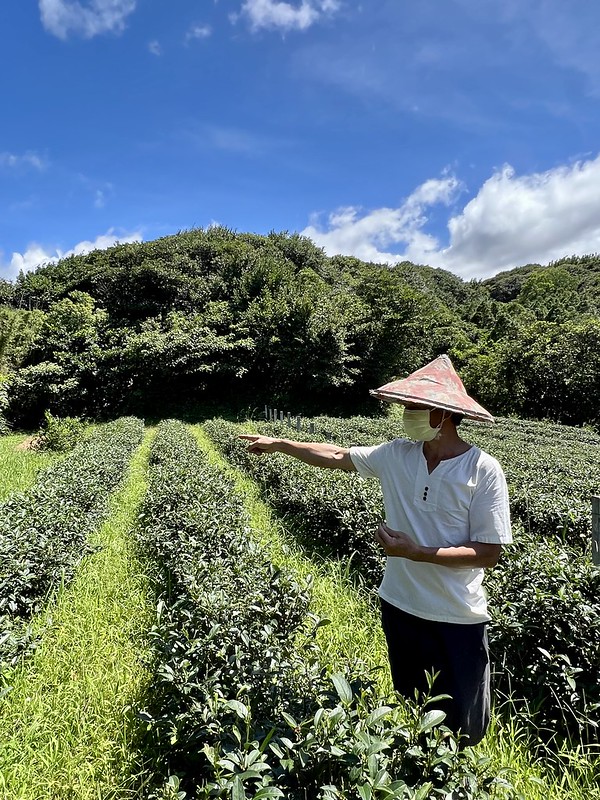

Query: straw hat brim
[[370, 388, 494, 423]]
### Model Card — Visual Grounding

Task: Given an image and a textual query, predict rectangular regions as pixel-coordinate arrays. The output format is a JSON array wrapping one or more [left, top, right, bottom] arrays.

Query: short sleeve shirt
[[349, 439, 512, 624]]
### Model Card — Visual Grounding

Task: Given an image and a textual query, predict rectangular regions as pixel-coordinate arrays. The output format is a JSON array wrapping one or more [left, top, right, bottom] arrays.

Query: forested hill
[[0, 227, 599, 429]]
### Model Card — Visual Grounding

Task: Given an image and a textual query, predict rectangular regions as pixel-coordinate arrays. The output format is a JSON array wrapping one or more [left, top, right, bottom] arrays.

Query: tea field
[[0, 414, 598, 800]]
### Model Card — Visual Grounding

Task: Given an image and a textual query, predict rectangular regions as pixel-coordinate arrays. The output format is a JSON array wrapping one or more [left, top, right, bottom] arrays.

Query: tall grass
[[0, 430, 155, 800], [197, 422, 600, 800], [0, 434, 59, 501]]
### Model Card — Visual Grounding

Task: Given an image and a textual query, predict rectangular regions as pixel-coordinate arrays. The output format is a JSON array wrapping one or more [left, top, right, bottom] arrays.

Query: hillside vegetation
[[1, 228, 599, 428]]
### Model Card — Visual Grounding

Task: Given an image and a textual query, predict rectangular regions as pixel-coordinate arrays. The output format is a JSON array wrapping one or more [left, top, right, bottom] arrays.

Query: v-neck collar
[[421, 442, 474, 475]]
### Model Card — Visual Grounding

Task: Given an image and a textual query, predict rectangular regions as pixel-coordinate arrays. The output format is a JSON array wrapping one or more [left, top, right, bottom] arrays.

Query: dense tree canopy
[[2, 228, 600, 429]]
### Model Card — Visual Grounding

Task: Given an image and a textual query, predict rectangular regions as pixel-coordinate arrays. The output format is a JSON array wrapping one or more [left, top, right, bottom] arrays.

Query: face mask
[[402, 408, 443, 441]]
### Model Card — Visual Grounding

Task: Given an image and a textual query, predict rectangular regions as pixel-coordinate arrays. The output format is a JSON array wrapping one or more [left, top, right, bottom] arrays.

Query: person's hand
[[374, 522, 421, 560], [238, 434, 280, 455]]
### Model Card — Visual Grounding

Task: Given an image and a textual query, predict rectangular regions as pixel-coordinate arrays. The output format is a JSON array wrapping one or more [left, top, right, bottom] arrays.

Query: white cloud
[[302, 155, 600, 280], [437, 156, 600, 278], [0, 152, 46, 171], [39, 0, 136, 40], [185, 24, 212, 43], [0, 228, 142, 281], [237, 0, 340, 33], [148, 39, 161, 56], [302, 175, 461, 266]]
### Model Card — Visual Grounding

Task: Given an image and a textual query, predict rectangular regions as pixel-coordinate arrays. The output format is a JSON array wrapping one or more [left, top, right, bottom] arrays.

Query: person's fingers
[[238, 434, 259, 441]]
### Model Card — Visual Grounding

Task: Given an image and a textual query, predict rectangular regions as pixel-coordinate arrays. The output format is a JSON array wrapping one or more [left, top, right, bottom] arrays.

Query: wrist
[[411, 545, 431, 563]]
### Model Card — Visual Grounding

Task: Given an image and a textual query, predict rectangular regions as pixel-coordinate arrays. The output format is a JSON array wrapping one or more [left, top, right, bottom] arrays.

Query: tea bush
[[0, 416, 144, 671], [137, 421, 514, 799], [138, 420, 317, 785], [205, 416, 600, 746], [462, 417, 600, 550], [486, 533, 600, 744], [35, 409, 88, 452]]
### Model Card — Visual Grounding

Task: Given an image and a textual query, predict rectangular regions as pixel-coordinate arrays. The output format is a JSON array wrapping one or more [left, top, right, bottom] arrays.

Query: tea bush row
[[204, 418, 600, 747], [136, 420, 513, 799], [0, 416, 144, 671]]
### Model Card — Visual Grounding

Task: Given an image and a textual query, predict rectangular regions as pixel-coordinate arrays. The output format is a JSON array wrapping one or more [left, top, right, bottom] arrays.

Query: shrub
[[486, 531, 600, 745], [35, 410, 87, 452], [0, 416, 144, 672], [137, 420, 515, 798]]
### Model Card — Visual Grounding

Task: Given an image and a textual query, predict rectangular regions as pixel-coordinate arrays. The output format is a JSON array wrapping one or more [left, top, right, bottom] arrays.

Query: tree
[[518, 267, 581, 322]]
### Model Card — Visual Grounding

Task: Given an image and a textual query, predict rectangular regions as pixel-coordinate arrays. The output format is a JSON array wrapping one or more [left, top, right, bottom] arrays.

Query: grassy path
[[195, 423, 600, 800], [0, 434, 60, 501], [0, 429, 155, 800]]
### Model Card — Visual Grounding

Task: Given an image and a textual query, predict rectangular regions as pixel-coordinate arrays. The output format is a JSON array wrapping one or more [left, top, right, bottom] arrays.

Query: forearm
[[274, 439, 352, 469], [375, 524, 501, 568], [411, 543, 500, 568]]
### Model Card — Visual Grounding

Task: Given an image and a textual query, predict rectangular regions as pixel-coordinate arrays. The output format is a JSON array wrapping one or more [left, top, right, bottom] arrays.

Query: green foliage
[[137, 420, 514, 799], [6, 292, 109, 425], [0, 280, 14, 306], [206, 415, 600, 748], [0, 417, 144, 671], [0, 306, 44, 372], [36, 410, 87, 452], [463, 318, 600, 425], [0, 374, 9, 435], [517, 267, 581, 321], [486, 534, 600, 745], [5, 227, 600, 425]]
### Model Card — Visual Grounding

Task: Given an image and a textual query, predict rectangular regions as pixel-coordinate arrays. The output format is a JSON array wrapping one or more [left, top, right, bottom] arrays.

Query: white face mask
[[402, 408, 443, 441]]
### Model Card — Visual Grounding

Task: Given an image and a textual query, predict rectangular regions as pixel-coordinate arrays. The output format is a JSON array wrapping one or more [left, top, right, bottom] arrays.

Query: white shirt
[[349, 439, 512, 624]]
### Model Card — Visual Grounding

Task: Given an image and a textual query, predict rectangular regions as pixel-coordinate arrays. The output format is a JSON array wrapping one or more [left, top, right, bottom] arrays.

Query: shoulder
[[349, 437, 417, 476], [466, 447, 508, 492], [472, 447, 505, 475]]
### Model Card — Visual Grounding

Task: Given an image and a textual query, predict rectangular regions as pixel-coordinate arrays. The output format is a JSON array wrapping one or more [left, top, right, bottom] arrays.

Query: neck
[[422, 420, 470, 462]]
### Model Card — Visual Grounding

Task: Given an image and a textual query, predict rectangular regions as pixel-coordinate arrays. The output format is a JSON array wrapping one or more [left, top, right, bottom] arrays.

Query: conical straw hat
[[370, 354, 494, 423]]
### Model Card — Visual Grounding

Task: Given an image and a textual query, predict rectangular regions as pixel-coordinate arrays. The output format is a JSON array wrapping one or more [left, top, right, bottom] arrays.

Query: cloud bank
[[39, 0, 136, 40], [0, 229, 142, 281], [303, 155, 600, 279]]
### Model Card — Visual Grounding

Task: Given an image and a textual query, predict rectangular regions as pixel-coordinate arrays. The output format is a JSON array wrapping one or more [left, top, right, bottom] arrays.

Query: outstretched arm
[[239, 434, 356, 471]]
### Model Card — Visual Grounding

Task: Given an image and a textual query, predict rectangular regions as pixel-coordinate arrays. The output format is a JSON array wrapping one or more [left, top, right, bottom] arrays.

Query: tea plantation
[[0, 413, 598, 799]]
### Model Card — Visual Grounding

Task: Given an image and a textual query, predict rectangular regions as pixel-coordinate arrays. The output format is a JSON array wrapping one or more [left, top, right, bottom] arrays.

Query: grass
[[0, 429, 155, 800], [0, 433, 60, 501], [196, 421, 600, 800]]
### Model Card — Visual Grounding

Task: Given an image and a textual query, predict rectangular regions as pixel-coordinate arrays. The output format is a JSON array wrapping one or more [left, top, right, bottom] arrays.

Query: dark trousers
[[380, 598, 490, 745]]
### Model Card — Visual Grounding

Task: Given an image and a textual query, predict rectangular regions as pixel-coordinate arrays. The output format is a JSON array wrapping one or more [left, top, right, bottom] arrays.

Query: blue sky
[[2, 0, 600, 282]]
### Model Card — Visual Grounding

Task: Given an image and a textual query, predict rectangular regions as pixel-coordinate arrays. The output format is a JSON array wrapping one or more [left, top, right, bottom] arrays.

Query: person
[[239, 354, 512, 746]]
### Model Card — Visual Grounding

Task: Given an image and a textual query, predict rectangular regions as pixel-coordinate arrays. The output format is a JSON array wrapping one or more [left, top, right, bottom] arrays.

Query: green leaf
[[418, 709, 446, 733], [331, 673, 353, 704], [281, 712, 298, 728], [253, 789, 285, 799], [231, 775, 246, 800], [366, 706, 392, 726], [227, 699, 249, 720]]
